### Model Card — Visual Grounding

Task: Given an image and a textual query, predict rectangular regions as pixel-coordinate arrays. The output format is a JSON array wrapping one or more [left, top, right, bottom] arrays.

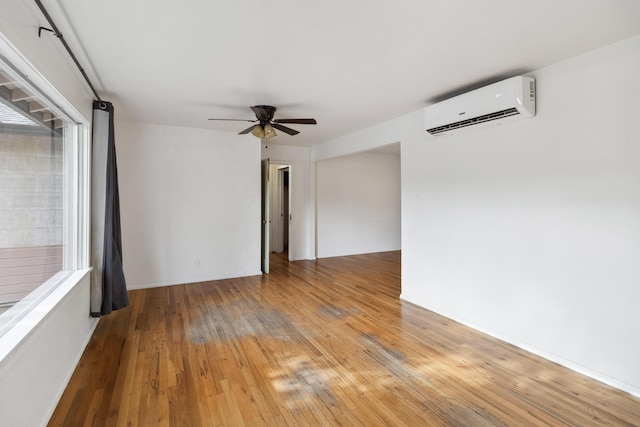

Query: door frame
[[271, 165, 290, 255], [262, 160, 294, 269], [261, 158, 270, 273]]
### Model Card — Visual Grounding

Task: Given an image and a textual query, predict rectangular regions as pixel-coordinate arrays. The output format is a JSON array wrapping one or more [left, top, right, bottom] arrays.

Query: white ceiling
[[49, 0, 640, 148]]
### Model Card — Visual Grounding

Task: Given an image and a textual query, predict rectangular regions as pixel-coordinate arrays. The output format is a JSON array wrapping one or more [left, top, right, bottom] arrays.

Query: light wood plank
[[49, 251, 640, 426]]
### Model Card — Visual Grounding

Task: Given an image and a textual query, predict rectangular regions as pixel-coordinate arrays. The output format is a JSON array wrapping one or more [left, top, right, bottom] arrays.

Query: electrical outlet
[[195, 258, 201, 266]]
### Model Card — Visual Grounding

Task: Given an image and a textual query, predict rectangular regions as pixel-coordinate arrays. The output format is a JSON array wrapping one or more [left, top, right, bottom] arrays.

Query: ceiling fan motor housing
[[253, 105, 277, 125]]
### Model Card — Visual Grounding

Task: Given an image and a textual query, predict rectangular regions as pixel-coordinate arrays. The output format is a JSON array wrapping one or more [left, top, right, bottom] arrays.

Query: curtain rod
[[33, 0, 102, 101]]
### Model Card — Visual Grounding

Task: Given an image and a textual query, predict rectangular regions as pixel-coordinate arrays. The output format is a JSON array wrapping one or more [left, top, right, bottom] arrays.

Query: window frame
[[0, 34, 91, 345]]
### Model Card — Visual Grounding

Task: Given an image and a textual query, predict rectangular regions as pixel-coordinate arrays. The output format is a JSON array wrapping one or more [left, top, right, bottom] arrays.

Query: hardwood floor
[[49, 251, 640, 426]]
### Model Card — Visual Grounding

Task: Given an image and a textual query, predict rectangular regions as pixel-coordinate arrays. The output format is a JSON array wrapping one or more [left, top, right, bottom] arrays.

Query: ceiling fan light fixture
[[264, 124, 277, 138], [251, 125, 265, 138], [209, 105, 316, 137]]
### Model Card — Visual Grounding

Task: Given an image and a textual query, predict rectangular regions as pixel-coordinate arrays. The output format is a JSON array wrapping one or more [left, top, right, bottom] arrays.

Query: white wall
[[261, 144, 314, 260], [116, 121, 262, 288], [312, 35, 640, 396], [0, 2, 96, 425], [0, 271, 94, 427], [311, 115, 408, 162], [316, 152, 401, 258], [402, 36, 640, 396]]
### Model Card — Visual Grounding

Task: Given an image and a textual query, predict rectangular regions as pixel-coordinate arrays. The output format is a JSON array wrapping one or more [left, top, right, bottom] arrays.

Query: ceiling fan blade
[[208, 118, 256, 122], [238, 124, 258, 135], [274, 118, 317, 125], [271, 123, 300, 135]]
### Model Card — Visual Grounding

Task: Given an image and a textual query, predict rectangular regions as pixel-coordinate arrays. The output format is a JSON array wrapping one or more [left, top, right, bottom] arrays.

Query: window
[[0, 52, 89, 337]]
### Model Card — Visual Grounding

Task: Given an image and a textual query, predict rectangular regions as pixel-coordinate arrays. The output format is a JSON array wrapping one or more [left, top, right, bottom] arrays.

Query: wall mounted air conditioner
[[424, 76, 535, 136]]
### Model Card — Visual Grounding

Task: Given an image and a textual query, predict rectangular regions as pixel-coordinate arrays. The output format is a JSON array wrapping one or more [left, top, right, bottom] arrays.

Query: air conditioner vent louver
[[426, 107, 520, 135], [424, 76, 535, 136]]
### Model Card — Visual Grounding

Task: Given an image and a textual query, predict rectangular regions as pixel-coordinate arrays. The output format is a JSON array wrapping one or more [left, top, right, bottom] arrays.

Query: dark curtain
[[91, 101, 128, 316]]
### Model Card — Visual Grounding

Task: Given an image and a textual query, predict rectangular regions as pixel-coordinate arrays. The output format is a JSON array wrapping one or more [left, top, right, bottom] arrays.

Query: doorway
[[273, 167, 290, 254], [261, 161, 293, 273]]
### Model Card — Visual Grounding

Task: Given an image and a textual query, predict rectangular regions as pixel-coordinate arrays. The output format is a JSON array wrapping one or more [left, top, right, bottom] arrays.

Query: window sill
[[0, 268, 92, 363]]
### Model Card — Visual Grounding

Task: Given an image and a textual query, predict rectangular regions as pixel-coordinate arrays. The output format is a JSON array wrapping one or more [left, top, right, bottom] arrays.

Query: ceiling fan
[[208, 105, 317, 138]]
